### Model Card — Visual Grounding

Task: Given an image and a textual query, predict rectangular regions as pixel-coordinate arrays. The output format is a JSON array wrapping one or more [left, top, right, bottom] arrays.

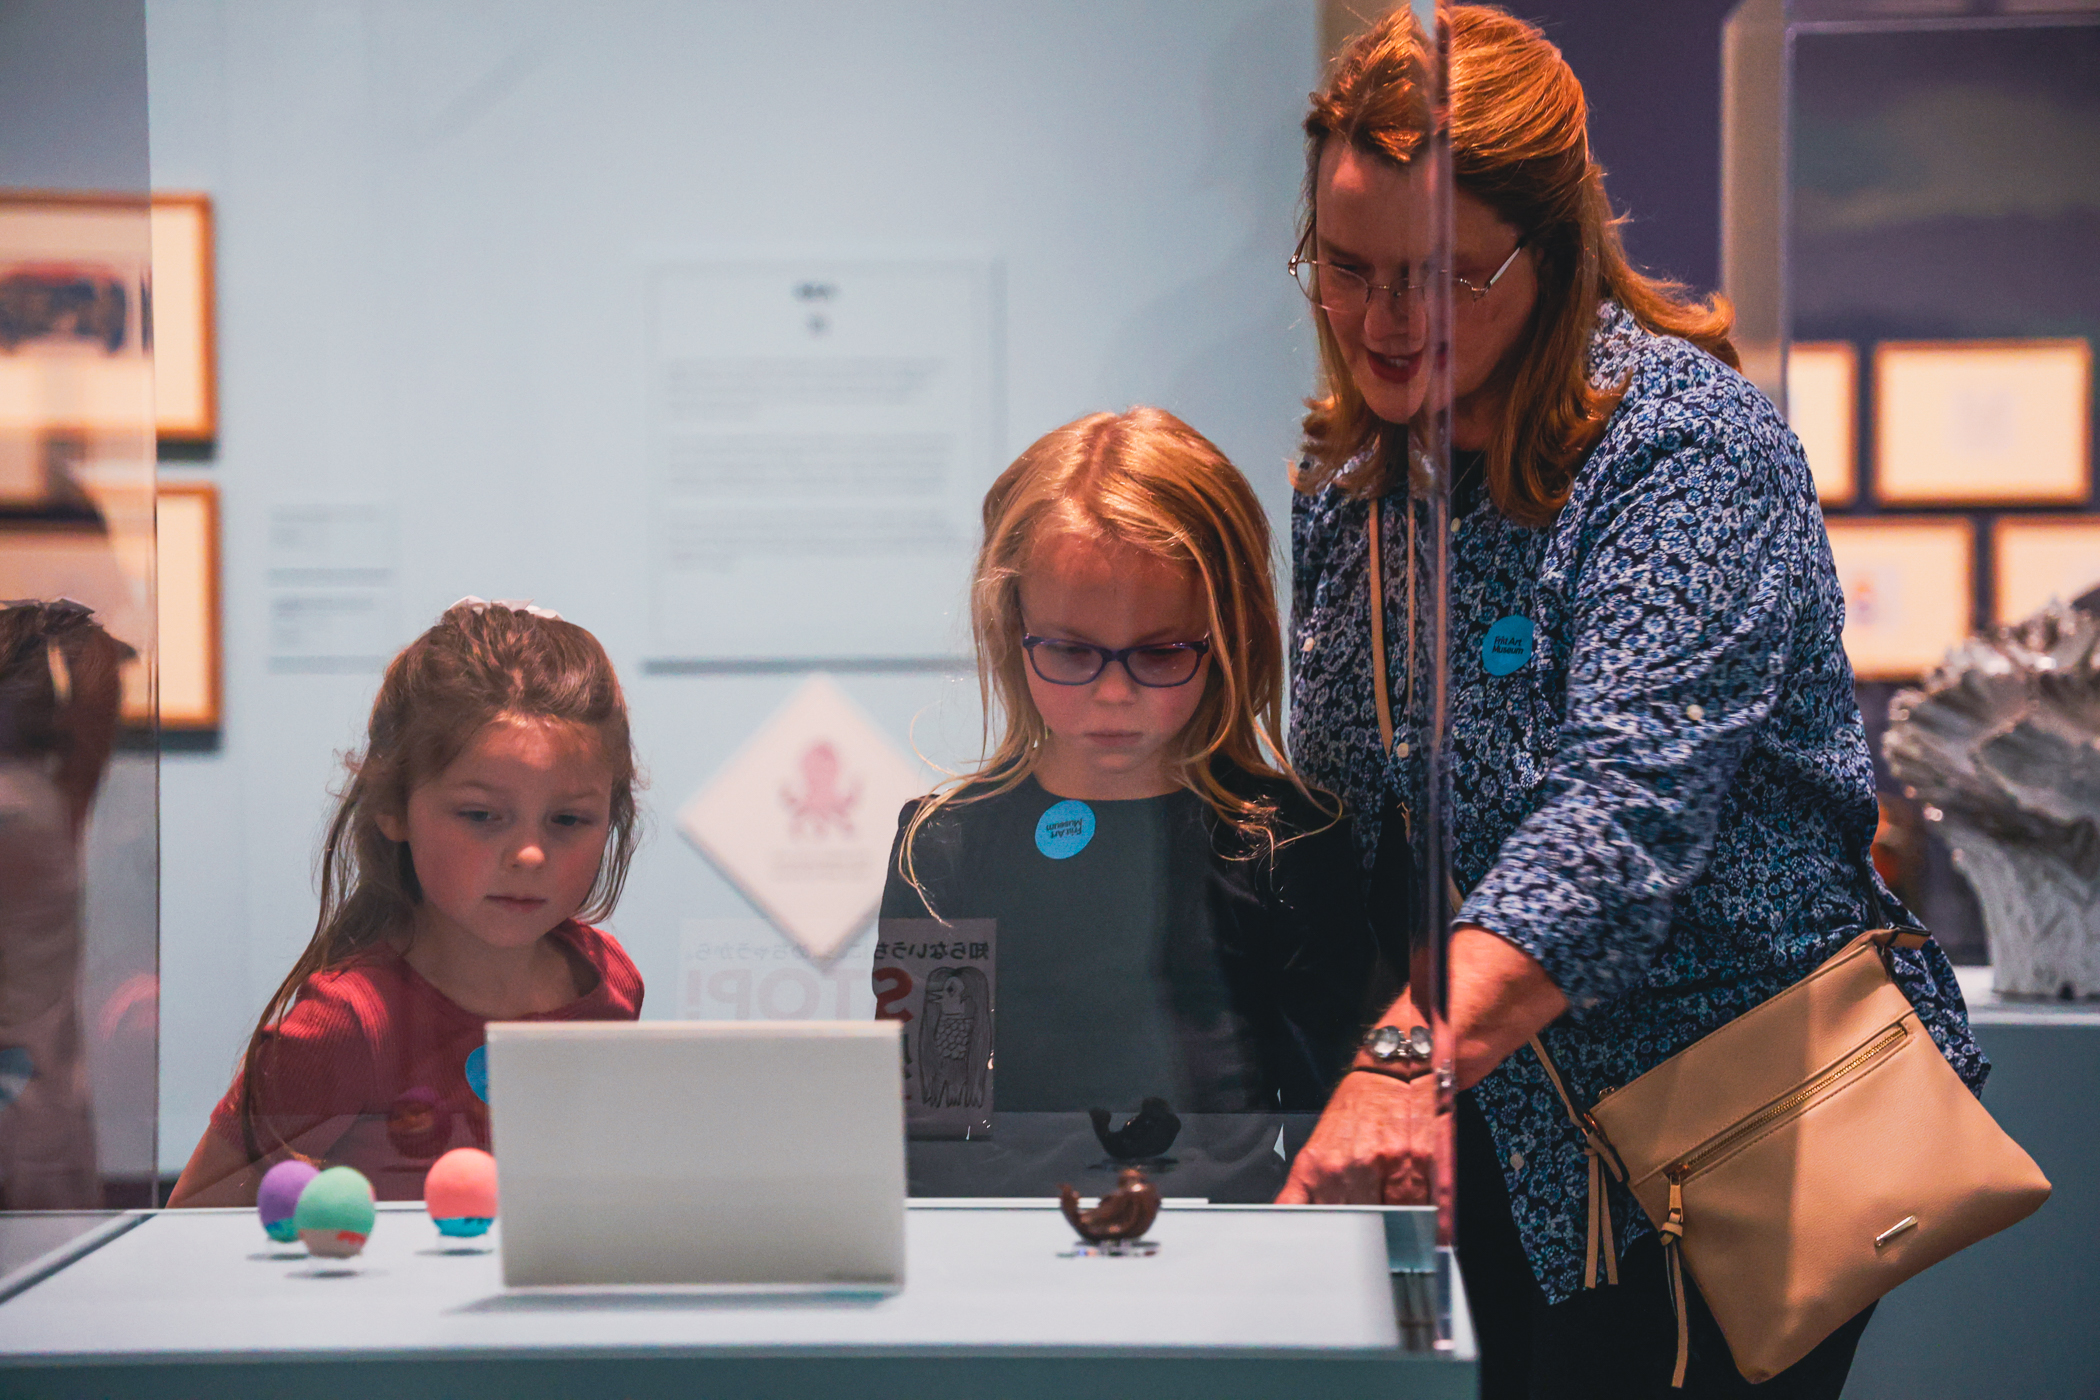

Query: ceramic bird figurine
[[1060, 1167, 1162, 1244], [1089, 1097, 1181, 1160]]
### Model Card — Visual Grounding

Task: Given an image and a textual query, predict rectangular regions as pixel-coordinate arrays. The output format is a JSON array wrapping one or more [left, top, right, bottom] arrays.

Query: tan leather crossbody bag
[[1530, 912, 2051, 1386], [1364, 494, 2051, 1387]]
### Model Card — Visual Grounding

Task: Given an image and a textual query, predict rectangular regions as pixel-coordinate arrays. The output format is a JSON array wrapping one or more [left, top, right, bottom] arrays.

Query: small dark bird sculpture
[[1060, 1167, 1162, 1244], [1089, 1097, 1181, 1160]]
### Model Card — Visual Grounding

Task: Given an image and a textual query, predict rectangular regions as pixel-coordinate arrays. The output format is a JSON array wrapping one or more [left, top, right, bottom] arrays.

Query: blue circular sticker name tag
[[1035, 799, 1097, 860], [1482, 615, 1535, 676], [464, 1044, 489, 1103]]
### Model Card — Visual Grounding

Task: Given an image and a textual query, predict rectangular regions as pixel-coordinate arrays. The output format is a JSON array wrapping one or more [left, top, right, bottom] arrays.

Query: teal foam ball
[[293, 1165, 376, 1259]]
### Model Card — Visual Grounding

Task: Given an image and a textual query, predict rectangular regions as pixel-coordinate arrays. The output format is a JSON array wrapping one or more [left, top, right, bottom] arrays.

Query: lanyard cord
[[1366, 494, 1417, 757]]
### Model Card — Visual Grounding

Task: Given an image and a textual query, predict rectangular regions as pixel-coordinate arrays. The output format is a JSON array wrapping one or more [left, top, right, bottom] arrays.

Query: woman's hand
[[1450, 925, 1568, 1089], [1277, 926, 1569, 1204], [1276, 1069, 1442, 1204]]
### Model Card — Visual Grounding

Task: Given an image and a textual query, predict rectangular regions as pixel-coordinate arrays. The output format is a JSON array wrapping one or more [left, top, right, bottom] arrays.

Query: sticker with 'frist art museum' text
[[1035, 799, 1096, 859]]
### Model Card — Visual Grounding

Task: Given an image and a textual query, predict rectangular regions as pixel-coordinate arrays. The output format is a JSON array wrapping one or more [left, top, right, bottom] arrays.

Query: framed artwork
[[0, 192, 213, 461], [0, 192, 155, 465], [1824, 517, 1976, 680], [0, 516, 152, 721], [156, 480, 221, 729], [1994, 515, 2100, 624], [1874, 339, 2092, 505], [0, 485, 223, 729], [149, 193, 216, 442], [1787, 341, 1856, 505]]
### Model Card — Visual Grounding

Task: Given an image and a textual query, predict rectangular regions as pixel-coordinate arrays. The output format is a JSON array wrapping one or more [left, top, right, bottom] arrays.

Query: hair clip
[[446, 595, 562, 622], [2, 597, 95, 619]]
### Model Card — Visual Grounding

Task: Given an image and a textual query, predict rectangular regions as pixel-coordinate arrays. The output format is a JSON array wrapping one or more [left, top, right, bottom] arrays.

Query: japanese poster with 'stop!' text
[[874, 919, 994, 1139]]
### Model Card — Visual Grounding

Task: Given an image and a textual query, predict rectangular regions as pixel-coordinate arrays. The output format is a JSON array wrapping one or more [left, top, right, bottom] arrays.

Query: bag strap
[[1528, 1034, 1624, 1290], [1366, 495, 1417, 757], [1368, 497, 1394, 756], [1862, 861, 1933, 947], [1541, 1036, 1687, 1392]]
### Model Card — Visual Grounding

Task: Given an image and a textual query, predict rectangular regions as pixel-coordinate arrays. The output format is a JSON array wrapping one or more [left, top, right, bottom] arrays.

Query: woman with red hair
[[1279, 9, 1983, 1396]]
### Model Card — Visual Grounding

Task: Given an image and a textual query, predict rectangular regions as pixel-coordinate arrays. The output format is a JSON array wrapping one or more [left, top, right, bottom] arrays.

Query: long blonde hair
[[235, 601, 642, 1157], [901, 408, 1313, 895], [1297, 4, 1738, 519]]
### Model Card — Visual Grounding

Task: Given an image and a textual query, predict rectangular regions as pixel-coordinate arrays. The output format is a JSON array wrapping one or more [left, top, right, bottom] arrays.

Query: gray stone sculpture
[[1883, 590, 2100, 1000]]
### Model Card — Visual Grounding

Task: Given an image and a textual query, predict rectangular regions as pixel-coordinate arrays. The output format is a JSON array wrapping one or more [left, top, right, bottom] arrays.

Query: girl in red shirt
[[170, 599, 644, 1205]]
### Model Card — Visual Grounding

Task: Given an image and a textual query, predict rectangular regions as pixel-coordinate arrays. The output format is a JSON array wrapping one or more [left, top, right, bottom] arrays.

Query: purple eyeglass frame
[[1020, 634, 1212, 688]]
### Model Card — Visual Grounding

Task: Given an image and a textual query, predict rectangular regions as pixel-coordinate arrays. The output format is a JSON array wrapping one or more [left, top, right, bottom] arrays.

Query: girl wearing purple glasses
[[877, 408, 1378, 1195]]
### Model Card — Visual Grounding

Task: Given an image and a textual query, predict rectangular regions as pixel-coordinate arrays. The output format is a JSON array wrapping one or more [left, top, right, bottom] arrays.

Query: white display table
[[0, 1202, 1475, 1400]]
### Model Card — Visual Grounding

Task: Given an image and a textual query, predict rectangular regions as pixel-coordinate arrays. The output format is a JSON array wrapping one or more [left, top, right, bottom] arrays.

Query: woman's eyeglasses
[[1021, 634, 1211, 688], [1288, 238, 1526, 316]]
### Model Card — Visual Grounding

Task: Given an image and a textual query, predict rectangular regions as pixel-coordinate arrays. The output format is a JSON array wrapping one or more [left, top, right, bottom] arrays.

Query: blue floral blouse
[[1288, 302, 1987, 1304]]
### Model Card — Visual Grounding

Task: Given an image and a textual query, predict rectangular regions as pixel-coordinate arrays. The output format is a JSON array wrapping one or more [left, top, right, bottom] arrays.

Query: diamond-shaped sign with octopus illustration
[[678, 674, 928, 964]]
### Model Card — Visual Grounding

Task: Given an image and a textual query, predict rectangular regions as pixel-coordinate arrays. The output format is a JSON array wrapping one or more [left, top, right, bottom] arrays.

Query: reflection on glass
[[0, 181, 158, 1208], [1285, 0, 1456, 1238], [1721, 0, 1789, 403], [0, 604, 132, 1207]]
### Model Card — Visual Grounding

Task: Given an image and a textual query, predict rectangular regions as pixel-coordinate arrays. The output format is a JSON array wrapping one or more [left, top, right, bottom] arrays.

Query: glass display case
[[0, 2, 160, 1212], [1723, 0, 2100, 973], [4, 2, 1479, 1387], [133, 0, 1458, 1237]]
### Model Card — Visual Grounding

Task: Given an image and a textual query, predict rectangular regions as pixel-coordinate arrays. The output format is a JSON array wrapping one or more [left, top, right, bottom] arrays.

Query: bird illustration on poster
[[918, 966, 990, 1109]]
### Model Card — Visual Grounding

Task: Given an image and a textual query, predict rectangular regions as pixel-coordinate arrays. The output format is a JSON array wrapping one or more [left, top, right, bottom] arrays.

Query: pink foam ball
[[424, 1146, 498, 1226]]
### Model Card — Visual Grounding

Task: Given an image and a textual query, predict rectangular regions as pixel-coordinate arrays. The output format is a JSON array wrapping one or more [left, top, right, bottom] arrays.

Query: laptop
[[485, 1020, 905, 1289]]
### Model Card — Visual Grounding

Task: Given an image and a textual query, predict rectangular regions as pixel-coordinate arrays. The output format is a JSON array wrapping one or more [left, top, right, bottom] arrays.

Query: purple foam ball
[[257, 1160, 321, 1243]]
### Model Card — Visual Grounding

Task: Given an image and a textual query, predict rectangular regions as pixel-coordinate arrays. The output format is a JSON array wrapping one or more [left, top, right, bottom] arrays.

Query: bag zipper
[[1593, 940, 1883, 1112], [1663, 1020, 1909, 1187]]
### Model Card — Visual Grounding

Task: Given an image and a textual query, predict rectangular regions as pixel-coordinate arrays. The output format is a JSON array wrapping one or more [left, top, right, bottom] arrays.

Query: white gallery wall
[[146, 0, 1321, 1172]]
